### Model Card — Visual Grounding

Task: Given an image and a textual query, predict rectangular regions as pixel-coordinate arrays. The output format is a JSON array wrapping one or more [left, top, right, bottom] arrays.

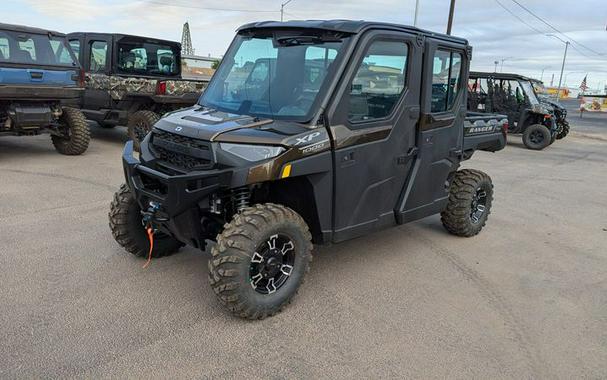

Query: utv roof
[[68, 32, 181, 46], [470, 71, 536, 82], [0, 22, 66, 37], [237, 20, 468, 44]]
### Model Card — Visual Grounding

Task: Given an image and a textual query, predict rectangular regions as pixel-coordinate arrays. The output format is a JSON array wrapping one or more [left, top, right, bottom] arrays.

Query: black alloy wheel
[[249, 234, 296, 294]]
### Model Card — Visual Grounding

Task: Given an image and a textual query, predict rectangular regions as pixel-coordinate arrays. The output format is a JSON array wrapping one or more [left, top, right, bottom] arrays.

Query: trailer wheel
[[209, 203, 313, 319], [441, 169, 493, 237], [522, 124, 551, 150], [127, 110, 159, 151], [109, 183, 182, 258], [51, 107, 90, 155]]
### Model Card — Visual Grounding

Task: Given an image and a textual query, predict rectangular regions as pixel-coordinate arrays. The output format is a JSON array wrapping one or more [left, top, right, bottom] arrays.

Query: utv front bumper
[[122, 141, 232, 247]]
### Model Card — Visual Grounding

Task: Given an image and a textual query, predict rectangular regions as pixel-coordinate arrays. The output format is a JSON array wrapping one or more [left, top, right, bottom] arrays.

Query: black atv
[[0, 23, 90, 155], [529, 78, 570, 139], [469, 72, 559, 150], [109, 20, 506, 319]]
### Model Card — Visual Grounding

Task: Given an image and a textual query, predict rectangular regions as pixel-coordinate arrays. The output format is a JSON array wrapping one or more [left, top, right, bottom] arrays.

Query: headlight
[[219, 143, 285, 162]]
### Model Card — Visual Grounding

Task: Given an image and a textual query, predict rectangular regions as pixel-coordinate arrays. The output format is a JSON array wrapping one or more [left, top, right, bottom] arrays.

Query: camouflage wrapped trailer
[[67, 32, 207, 149]]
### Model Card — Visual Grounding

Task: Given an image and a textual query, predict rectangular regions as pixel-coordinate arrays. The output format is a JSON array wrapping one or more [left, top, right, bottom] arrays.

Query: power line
[[508, 0, 605, 56], [493, 0, 544, 35], [493, 0, 603, 61]]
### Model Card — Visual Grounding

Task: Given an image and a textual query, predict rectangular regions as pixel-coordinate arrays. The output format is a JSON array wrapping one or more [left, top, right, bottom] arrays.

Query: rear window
[[0, 30, 77, 66], [115, 38, 180, 77]]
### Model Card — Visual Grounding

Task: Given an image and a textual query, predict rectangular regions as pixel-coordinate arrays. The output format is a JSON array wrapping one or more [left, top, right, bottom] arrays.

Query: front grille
[[150, 129, 213, 172]]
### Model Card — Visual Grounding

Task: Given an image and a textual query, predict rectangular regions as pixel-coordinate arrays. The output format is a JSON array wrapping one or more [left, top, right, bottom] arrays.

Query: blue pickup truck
[[0, 23, 89, 155]]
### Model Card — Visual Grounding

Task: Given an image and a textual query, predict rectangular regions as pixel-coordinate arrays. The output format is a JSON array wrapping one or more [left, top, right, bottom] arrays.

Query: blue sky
[[2, 0, 606, 90]]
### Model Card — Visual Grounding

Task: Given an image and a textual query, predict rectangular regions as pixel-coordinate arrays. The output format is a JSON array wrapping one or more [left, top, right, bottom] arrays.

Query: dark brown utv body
[[111, 20, 506, 319]]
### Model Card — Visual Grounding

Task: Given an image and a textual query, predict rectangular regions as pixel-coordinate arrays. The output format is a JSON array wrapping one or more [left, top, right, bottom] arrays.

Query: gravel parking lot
[[1, 112, 606, 378]]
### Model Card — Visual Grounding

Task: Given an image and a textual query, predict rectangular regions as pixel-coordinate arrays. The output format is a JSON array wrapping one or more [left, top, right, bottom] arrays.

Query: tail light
[[502, 121, 509, 132], [156, 81, 167, 95]]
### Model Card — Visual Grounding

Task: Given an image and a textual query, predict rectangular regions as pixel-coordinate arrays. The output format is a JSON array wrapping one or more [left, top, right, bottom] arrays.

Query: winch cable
[[143, 226, 154, 269]]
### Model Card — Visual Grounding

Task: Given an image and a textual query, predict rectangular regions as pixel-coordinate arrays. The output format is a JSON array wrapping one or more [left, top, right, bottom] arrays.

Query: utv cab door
[[80, 34, 112, 111], [396, 38, 469, 223], [327, 30, 422, 242]]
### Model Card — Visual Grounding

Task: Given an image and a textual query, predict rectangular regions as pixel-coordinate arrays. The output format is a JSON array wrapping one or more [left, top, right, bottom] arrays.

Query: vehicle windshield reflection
[[199, 32, 348, 122]]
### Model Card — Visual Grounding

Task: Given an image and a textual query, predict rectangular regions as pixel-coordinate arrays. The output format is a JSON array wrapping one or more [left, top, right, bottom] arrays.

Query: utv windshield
[[520, 80, 539, 105], [200, 30, 349, 122], [115, 37, 180, 77], [0, 30, 77, 66]]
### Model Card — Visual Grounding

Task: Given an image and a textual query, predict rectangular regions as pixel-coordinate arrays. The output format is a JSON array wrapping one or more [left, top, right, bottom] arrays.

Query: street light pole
[[500, 57, 513, 72], [414, 0, 420, 27], [494, 60, 499, 72], [446, 0, 456, 35], [280, 0, 293, 22]]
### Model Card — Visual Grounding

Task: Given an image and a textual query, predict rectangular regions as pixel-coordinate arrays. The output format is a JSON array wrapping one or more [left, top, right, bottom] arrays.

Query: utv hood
[[154, 105, 314, 146]]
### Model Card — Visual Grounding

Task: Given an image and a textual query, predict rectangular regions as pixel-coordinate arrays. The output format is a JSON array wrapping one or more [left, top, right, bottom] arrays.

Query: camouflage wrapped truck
[[67, 32, 207, 149]]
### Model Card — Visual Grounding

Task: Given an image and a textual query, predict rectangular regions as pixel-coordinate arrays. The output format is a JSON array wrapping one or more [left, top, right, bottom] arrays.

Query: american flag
[[579, 75, 588, 93]]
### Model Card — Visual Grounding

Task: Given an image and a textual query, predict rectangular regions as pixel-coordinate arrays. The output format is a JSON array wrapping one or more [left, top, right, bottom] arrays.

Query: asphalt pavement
[[0, 117, 606, 378]]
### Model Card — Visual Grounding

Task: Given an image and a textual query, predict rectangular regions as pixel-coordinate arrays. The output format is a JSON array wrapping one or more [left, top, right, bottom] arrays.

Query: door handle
[[340, 152, 355, 168]]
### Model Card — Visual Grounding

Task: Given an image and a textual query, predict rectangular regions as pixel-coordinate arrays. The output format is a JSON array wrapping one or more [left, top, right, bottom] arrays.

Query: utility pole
[[446, 0, 456, 35], [494, 60, 499, 72], [547, 34, 569, 101], [413, 0, 420, 27], [280, 0, 293, 22], [555, 42, 569, 100]]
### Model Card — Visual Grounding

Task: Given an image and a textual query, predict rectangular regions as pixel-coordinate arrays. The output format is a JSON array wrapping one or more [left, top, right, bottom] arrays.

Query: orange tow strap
[[143, 226, 154, 269]]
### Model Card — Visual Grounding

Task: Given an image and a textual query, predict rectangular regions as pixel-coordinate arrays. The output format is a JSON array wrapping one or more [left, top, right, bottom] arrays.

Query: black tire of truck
[[109, 183, 183, 258], [51, 107, 90, 155], [522, 124, 551, 150], [127, 110, 160, 151], [208, 203, 313, 319], [441, 169, 494, 237], [556, 120, 570, 140]]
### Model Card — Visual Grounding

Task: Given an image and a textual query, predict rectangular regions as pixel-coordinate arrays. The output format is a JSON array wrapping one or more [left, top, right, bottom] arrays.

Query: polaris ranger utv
[[66, 32, 207, 149], [109, 20, 506, 319], [468, 72, 559, 150], [529, 77, 570, 139], [0, 23, 90, 155]]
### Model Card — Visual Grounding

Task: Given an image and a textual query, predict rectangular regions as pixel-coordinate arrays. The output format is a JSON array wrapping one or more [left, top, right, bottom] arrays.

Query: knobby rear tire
[[441, 169, 494, 237], [51, 107, 90, 155]]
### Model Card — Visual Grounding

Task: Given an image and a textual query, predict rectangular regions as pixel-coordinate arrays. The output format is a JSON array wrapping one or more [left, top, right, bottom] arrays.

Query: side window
[[69, 39, 80, 58], [89, 40, 107, 72], [157, 49, 174, 74], [49, 39, 73, 65], [0, 36, 9, 60], [18, 38, 36, 61], [118, 46, 147, 71], [348, 40, 408, 123], [431, 50, 462, 113]]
